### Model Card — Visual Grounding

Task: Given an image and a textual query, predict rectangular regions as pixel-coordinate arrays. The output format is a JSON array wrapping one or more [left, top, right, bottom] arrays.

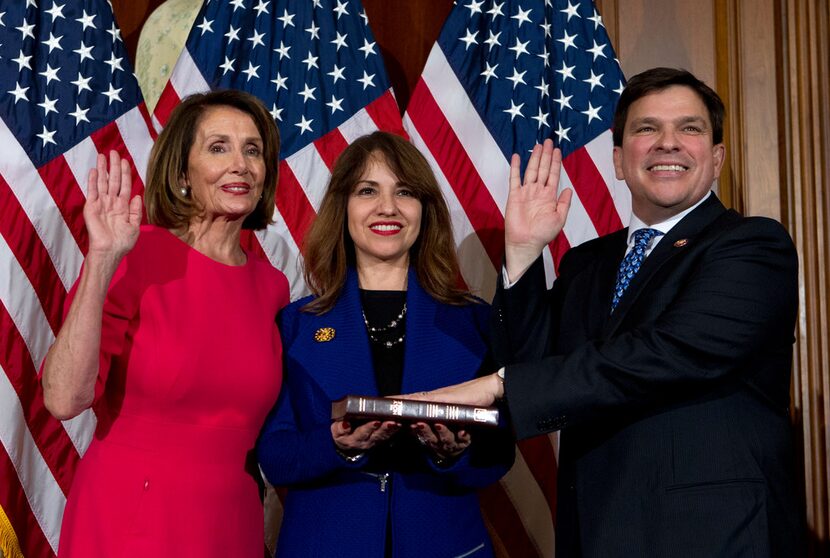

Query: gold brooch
[[313, 327, 336, 342], [673, 239, 689, 247]]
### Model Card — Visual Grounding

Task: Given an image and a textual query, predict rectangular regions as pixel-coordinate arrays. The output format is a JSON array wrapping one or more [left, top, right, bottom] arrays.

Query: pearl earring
[[180, 187, 189, 196]]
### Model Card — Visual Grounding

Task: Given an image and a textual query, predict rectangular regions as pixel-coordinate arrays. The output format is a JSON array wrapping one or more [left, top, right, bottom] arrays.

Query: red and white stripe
[[403, 43, 630, 558], [0, 104, 154, 557]]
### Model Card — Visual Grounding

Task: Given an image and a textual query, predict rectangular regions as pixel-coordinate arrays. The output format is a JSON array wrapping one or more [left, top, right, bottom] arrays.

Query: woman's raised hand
[[84, 151, 142, 260], [504, 139, 572, 281]]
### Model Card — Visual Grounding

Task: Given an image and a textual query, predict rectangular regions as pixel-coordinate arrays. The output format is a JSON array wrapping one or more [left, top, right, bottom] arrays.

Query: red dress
[[56, 226, 288, 557]]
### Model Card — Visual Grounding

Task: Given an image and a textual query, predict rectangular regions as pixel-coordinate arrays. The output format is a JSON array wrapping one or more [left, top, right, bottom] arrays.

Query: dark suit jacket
[[257, 268, 513, 558], [493, 195, 805, 557]]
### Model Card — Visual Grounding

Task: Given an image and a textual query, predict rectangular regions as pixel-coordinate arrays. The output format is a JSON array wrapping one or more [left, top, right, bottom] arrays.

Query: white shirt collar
[[626, 191, 712, 245]]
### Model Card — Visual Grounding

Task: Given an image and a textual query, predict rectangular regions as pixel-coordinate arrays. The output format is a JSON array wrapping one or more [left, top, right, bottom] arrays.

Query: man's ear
[[712, 143, 726, 178], [613, 146, 625, 181]]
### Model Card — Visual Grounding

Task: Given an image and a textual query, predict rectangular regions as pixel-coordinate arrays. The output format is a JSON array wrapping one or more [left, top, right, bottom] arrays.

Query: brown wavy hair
[[302, 132, 472, 314], [144, 89, 280, 230]]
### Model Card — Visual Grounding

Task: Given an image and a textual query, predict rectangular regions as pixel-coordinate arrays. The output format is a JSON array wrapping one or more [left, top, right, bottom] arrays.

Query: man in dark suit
[[418, 68, 805, 557]]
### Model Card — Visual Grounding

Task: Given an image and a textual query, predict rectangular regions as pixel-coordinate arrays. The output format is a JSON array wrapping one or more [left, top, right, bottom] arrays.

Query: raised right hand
[[504, 139, 572, 281], [84, 151, 142, 260]]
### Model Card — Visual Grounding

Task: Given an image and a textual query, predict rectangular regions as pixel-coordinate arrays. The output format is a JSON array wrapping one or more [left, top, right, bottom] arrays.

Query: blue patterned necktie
[[611, 228, 663, 313]]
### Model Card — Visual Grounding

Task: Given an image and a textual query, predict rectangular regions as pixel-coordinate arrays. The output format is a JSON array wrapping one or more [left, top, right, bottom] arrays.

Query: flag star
[[37, 126, 57, 146], [302, 52, 319, 70], [484, 30, 501, 49], [480, 61, 498, 83], [560, 1, 581, 21], [13, 50, 32, 71], [588, 9, 604, 29], [44, 32, 63, 52], [38, 94, 58, 115], [487, 2, 505, 18], [0, 11, 6, 26], [278, 8, 295, 27], [509, 37, 530, 58], [8, 83, 28, 103], [327, 64, 345, 83], [503, 100, 524, 121], [511, 6, 533, 27], [25, 0, 36, 8], [45, 2, 65, 20], [219, 56, 235, 75], [358, 70, 376, 90], [271, 72, 288, 90], [298, 83, 316, 102], [507, 68, 526, 89], [557, 30, 577, 51], [360, 9, 369, 24], [556, 61, 575, 81], [333, 0, 349, 18], [311, 0, 322, 8], [107, 22, 122, 42], [536, 44, 550, 67], [72, 72, 92, 92], [554, 91, 573, 110], [69, 103, 90, 124], [230, 0, 246, 11], [40, 64, 60, 84], [459, 29, 478, 50], [587, 40, 608, 60], [581, 102, 601, 123], [532, 107, 550, 129], [359, 38, 376, 58], [540, 20, 551, 38], [254, 0, 269, 16], [583, 69, 604, 90], [248, 29, 266, 49], [326, 96, 344, 114], [331, 31, 348, 51], [535, 77, 550, 98], [466, 0, 484, 15], [103, 83, 122, 105], [242, 61, 260, 81], [196, 17, 213, 35], [274, 41, 290, 59], [270, 106, 286, 124], [295, 115, 313, 134], [105, 52, 123, 73], [306, 21, 320, 40], [555, 122, 571, 143], [17, 20, 35, 40], [74, 41, 94, 61], [614, 80, 625, 96], [225, 25, 241, 43], [76, 10, 96, 30]]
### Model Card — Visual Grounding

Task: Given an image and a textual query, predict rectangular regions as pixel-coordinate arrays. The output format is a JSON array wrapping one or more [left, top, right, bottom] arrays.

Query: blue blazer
[[257, 269, 513, 558]]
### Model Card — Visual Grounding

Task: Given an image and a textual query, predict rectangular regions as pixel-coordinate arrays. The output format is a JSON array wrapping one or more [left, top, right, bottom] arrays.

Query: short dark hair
[[612, 67, 725, 147], [145, 89, 280, 230], [302, 131, 472, 314]]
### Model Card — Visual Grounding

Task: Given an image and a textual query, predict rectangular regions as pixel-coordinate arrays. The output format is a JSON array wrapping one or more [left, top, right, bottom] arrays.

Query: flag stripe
[[0, 449, 56, 558], [275, 161, 317, 250], [479, 482, 541, 558], [561, 146, 623, 236], [363, 90, 407, 136], [313, 129, 350, 171], [406, 80, 505, 269], [37, 156, 89, 257]]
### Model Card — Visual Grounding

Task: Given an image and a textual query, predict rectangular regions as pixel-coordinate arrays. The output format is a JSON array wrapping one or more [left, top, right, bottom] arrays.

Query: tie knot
[[632, 228, 662, 248]]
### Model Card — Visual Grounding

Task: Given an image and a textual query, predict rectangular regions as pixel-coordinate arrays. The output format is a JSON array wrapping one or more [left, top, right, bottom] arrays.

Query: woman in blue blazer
[[257, 132, 513, 558]]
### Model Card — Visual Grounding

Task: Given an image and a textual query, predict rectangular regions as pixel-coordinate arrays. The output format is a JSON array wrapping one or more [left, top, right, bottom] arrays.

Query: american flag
[[403, 0, 629, 555], [154, 0, 405, 300], [0, 1, 154, 556]]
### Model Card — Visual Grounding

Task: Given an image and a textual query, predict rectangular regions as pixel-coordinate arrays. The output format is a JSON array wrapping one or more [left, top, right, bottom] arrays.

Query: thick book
[[331, 395, 499, 428]]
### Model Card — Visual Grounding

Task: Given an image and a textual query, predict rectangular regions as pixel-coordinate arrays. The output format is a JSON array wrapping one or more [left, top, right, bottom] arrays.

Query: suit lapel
[[603, 195, 728, 335]]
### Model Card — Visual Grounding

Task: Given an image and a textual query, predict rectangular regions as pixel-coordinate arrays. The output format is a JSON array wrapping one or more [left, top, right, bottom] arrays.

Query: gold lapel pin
[[673, 239, 689, 248], [313, 327, 336, 342]]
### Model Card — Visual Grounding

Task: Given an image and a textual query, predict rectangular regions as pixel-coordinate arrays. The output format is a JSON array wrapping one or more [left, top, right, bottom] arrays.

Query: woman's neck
[[357, 260, 409, 291], [175, 218, 246, 265]]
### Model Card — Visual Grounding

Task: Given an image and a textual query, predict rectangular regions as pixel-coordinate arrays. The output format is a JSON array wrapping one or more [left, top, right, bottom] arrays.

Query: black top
[[359, 289, 406, 396]]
